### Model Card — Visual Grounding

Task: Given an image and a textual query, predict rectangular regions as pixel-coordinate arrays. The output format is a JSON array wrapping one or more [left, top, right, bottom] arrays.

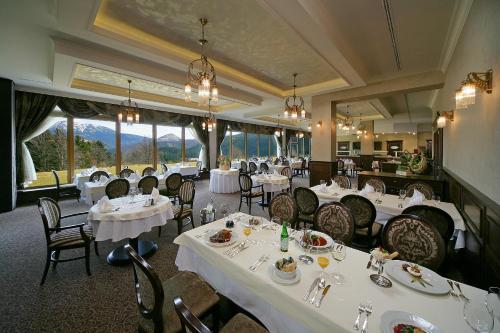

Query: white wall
[[433, 0, 500, 204]]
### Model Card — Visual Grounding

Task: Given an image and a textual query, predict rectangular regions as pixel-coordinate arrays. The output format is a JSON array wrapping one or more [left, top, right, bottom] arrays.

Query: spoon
[[310, 278, 326, 304]]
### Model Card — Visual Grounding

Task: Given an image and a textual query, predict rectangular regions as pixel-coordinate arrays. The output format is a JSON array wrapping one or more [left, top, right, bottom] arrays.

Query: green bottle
[[280, 221, 289, 252]]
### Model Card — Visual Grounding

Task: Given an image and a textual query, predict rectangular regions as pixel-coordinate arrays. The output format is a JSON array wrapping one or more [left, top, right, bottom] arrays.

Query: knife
[[303, 278, 320, 301], [366, 255, 373, 269], [315, 285, 331, 307]]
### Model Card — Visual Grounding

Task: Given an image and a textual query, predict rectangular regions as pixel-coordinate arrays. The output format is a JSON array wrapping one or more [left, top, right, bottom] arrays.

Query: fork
[[447, 279, 459, 298], [361, 304, 372, 333], [229, 244, 249, 257], [249, 255, 268, 271], [224, 242, 245, 255], [353, 303, 366, 330], [454, 282, 470, 301]]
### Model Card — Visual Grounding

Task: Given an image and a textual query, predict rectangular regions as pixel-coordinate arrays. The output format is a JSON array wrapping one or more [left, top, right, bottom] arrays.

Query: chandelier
[[274, 114, 284, 137], [284, 73, 305, 119], [356, 113, 367, 135], [338, 105, 355, 131], [184, 18, 218, 106], [202, 99, 216, 132], [118, 79, 139, 126]]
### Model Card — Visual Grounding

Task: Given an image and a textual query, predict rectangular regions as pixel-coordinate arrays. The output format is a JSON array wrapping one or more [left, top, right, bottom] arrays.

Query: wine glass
[[330, 241, 346, 285], [464, 299, 494, 332], [298, 227, 314, 264], [243, 226, 252, 238], [487, 287, 500, 321], [219, 204, 229, 220], [398, 189, 406, 208], [317, 256, 330, 280]]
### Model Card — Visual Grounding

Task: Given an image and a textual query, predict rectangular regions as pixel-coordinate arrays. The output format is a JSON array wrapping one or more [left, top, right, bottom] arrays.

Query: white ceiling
[[0, 0, 470, 132]]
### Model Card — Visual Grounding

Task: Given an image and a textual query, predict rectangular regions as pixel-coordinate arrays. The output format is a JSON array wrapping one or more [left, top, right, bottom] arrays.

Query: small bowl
[[274, 262, 297, 280]]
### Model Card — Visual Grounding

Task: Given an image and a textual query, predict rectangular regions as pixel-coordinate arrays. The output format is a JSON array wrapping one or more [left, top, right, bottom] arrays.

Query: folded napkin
[[359, 183, 375, 197], [99, 175, 109, 184], [273, 169, 279, 175], [327, 180, 340, 190], [406, 189, 424, 207], [97, 196, 113, 213], [151, 187, 160, 203]]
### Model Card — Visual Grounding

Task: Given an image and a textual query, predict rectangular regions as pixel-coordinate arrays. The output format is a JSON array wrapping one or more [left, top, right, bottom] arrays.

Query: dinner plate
[[385, 260, 450, 295], [204, 229, 239, 248], [240, 216, 269, 228], [294, 230, 334, 252], [268, 265, 301, 285], [380, 310, 443, 333]]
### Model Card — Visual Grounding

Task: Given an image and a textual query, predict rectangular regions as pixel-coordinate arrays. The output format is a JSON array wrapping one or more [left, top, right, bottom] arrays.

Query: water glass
[[487, 287, 500, 321], [464, 299, 494, 333]]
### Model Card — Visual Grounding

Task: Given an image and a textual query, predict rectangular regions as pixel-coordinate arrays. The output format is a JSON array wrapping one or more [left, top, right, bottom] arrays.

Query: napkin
[[406, 189, 425, 207], [327, 180, 340, 190], [97, 196, 113, 213], [99, 175, 109, 184], [359, 183, 375, 197], [151, 187, 160, 203], [273, 169, 279, 175]]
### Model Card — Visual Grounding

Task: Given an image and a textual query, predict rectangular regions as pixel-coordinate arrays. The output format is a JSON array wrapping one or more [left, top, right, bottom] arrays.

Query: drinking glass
[[398, 189, 406, 208], [219, 204, 229, 220], [464, 299, 494, 332], [317, 256, 330, 280], [330, 241, 346, 285], [487, 287, 500, 321], [243, 227, 252, 238], [298, 227, 314, 264]]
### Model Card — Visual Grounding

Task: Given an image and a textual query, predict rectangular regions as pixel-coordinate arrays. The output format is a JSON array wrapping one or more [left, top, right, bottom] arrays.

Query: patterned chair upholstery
[[240, 161, 248, 174], [37, 197, 97, 285], [174, 297, 269, 333], [365, 178, 386, 193], [337, 160, 345, 175], [269, 193, 297, 226], [52, 170, 81, 202], [402, 205, 454, 249], [382, 214, 446, 271], [89, 170, 109, 183], [273, 158, 279, 165], [340, 195, 379, 248], [248, 162, 258, 175], [259, 163, 269, 174], [120, 168, 135, 178], [125, 245, 219, 333], [405, 182, 434, 200], [105, 178, 130, 199], [160, 173, 183, 204], [142, 167, 156, 176], [293, 187, 319, 228], [138, 176, 159, 195], [282, 160, 290, 166], [238, 174, 264, 214], [333, 175, 351, 189], [280, 167, 293, 192], [172, 180, 196, 235], [161, 163, 168, 174], [313, 202, 355, 245]]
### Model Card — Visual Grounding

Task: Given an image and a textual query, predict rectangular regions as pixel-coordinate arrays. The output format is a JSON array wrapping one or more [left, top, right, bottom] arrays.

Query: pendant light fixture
[[284, 73, 305, 119], [118, 79, 140, 126]]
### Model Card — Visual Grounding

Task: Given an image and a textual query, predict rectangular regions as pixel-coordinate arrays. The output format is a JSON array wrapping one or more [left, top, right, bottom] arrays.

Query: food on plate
[[371, 247, 399, 260], [275, 257, 297, 272], [209, 229, 232, 243], [402, 263, 423, 277], [248, 218, 260, 226], [302, 233, 327, 247], [393, 323, 426, 333]]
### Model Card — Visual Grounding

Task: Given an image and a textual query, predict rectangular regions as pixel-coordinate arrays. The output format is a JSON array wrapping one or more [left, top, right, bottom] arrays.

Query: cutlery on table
[[309, 278, 326, 304], [454, 281, 470, 301], [249, 255, 268, 271], [223, 242, 245, 255], [303, 278, 320, 301], [229, 244, 249, 258], [314, 284, 331, 307], [366, 255, 373, 269], [447, 280, 459, 298], [353, 303, 366, 330], [361, 304, 372, 333]]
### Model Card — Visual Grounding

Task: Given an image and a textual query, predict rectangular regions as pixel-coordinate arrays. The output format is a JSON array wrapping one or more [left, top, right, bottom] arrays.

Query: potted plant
[[396, 151, 412, 176], [218, 155, 231, 170]]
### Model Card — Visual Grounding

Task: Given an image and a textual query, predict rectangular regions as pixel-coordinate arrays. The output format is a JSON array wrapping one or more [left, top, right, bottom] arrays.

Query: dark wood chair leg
[[94, 241, 99, 256], [41, 250, 51, 285], [177, 219, 182, 235], [238, 196, 243, 211], [158, 226, 162, 237], [190, 213, 195, 229], [52, 250, 60, 269], [84, 244, 91, 276], [248, 197, 251, 214]]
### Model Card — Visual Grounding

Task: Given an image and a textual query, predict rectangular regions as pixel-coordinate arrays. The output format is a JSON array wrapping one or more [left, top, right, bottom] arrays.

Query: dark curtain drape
[[191, 121, 210, 169], [15, 91, 59, 186], [57, 97, 103, 118], [216, 119, 229, 158]]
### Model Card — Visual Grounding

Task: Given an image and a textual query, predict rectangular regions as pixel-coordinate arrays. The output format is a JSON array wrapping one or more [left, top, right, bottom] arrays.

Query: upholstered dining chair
[[89, 170, 109, 183], [333, 175, 351, 189], [405, 182, 434, 200], [269, 193, 297, 227], [238, 174, 264, 214], [174, 297, 269, 333], [259, 163, 269, 174], [37, 197, 98, 285], [51, 170, 81, 202], [120, 168, 135, 178], [138, 176, 159, 195], [298, 158, 307, 177], [125, 245, 219, 333], [239, 161, 248, 174], [365, 178, 386, 194], [248, 162, 258, 175], [282, 159, 290, 166], [142, 167, 156, 176], [313, 202, 355, 245], [280, 166, 294, 192], [168, 180, 196, 235], [105, 178, 130, 199], [273, 158, 279, 165], [340, 194, 379, 248], [382, 214, 446, 271], [337, 160, 345, 175], [402, 205, 455, 250], [293, 187, 319, 229], [159, 173, 183, 204]]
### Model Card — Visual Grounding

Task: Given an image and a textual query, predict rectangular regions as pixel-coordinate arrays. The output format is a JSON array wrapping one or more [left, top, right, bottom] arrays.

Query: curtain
[[216, 119, 229, 158], [189, 121, 210, 169], [274, 135, 282, 157], [57, 97, 103, 118], [15, 91, 59, 186]]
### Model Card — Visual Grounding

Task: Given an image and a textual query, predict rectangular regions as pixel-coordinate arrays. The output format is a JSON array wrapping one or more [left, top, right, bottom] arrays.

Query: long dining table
[[174, 213, 491, 333]]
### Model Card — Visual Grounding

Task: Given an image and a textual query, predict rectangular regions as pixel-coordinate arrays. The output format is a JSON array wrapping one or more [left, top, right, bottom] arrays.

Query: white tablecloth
[[311, 186, 466, 249], [174, 214, 489, 333], [209, 168, 240, 193], [88, 195, 174, 242], [73, 174, 90, 191], [171, 165, 198, 177], [290, 161, 303, 170], [252, 174, 289, 193]]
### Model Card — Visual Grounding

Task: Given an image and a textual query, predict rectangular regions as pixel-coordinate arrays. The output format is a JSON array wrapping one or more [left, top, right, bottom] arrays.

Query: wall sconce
[[316, 120, 322, 128], [455, 69, 493, 109], [436, 111, 454, 128]]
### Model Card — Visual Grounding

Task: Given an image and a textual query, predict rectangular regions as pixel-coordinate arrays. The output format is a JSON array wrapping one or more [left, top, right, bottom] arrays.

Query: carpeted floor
[[0, 176, 312, 333]]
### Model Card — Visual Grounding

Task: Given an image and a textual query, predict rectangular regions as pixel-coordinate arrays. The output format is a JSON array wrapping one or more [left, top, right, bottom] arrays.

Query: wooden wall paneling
[[484, 208, 500, 286], [309, 161, 337, 187]]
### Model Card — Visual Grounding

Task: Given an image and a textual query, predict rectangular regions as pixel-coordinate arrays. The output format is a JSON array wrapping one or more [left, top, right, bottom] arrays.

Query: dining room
[[0, 0, 499, 332]]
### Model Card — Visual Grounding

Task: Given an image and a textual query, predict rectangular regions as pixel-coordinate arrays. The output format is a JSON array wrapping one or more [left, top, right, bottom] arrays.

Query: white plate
[[385, 260, 450, 295], [240, 216, 269, 228], [380, 310, 443, 333], [268, 265, 301, 285], [204, 229, 239, 248], [294, 230, 334, 252]]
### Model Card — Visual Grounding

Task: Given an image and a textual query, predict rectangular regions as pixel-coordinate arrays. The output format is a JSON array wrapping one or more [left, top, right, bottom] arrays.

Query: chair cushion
[[139, 271, 219, 333], [242, 191, 263, 197], [355, 222, 382, 237], [173, 206, 193, 219], [49, 225, 93, 248], [221, 313, 268, 333]]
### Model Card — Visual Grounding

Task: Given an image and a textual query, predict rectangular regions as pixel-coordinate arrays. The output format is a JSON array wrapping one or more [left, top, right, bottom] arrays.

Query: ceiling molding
[[369, 99, 393, 119]]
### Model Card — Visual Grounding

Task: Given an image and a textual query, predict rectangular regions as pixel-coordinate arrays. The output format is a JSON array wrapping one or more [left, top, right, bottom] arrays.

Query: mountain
[[157, 133, 200, 149]]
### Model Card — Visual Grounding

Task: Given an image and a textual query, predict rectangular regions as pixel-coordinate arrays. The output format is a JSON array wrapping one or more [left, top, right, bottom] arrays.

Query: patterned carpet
[[0, 176, 311, 333]]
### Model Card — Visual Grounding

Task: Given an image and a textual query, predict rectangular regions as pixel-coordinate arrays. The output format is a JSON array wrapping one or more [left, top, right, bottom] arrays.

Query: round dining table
[[251, 174, 289, 206], [87, 195, 174, 265], [209, 168, 240, 193]]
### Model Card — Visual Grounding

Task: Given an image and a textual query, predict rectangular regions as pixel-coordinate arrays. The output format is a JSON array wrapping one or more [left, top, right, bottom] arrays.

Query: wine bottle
[[280, 221, 289, 252]]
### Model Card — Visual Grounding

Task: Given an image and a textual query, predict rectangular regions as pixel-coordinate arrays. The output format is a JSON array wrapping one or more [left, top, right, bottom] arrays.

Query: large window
[[232, 131, 245, 160], [185, 126, 201, 166], [259, 134, 270, 159], [121, 123, 153, 174], [156, 125, 182, 169], [271, 135, 279, 158], [74, 118, 116, 175], [247, 133, 258, 158], [25, 116, 68, 187]]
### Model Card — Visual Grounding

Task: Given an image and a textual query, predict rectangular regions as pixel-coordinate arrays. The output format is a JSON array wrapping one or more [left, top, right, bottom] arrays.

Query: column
[[66, 116, 75, 183], [209, 129, 217, 170], [360, 120, 374, 171], [0, 78, 16, 212]]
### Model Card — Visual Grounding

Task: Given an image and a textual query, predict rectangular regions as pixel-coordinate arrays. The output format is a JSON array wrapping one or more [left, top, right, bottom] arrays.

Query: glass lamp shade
[[275, 130, 280, 137], [437, 116, 446, 128], [135, 113, 140, 123], [291, 110, 298, 119], [461, 83, 476, 105], [211, 86, 218, 104], [284, 110, 289, 118], [118, 113, 123, 122], [184, 84, 192, 102], [301, 109, 306, 118]]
